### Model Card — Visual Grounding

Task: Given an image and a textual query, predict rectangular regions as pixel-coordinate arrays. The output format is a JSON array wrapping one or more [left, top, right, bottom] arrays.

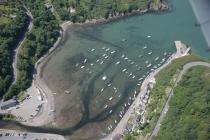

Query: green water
[[0, 0, 209, 140], [40, 1, 209, 139]]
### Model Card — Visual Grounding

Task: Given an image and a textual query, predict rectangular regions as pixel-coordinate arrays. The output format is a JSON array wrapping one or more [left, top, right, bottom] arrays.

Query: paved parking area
[[10, 85, 44, 123]]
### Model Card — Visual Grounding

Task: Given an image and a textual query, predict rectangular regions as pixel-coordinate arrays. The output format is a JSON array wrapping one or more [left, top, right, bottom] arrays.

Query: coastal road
[[102, 53, 179, 140], [149, 61, 210, 140], [12, 6, 33, 83]]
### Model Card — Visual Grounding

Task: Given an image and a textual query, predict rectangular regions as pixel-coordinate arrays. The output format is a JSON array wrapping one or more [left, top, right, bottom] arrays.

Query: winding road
[[149, 61, 210, 140], [12, 5, 33, 83]]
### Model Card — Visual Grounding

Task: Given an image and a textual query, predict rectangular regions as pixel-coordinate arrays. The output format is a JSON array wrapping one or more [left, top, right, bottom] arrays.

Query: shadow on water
[[73, 30, 125, 50]]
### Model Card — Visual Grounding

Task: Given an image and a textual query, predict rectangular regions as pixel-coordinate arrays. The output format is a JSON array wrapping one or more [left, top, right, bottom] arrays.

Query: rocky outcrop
[[149, 0, 169, 11]]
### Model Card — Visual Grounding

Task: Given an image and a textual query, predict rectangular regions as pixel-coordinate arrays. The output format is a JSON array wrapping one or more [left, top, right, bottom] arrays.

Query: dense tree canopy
[[153, 66, 210, 140], [52, 0, 152, 22], [0, 0, 28, 98], [4, 0, 60, 99]]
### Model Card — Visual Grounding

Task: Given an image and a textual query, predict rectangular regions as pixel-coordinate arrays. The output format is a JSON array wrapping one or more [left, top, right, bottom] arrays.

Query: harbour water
[[0, 0, 209, 140]]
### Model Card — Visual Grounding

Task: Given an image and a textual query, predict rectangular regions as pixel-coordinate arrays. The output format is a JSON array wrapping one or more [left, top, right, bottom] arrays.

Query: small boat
[[65, 90, 71, 94], [109, 97, 113, 101], [124, 57, 128, 60], [111, 51, 116, 54], [124, 104, 127, 107], [122, 69, 126, 72], [145, 61, 149, 64], [81, 66, 85, 69], [164, 52, 167, 56], [115, 61, 120, 65], [132, 75, 135, 79], [96, 59, 100, 62], [138, 78, 143, 81], [102, 47, 106, 50], [101, 88, 104, 92], [75, 63, 79, 67], [109, 110, 112, 114], [108, 127, 110, 130], [155, 57, 159, 61], [148, 52, 152, 55], [121, 54, 125, 58], [90, 63, 94, 66], [134, 90, 137, 94], [129, 73, 133, 77], [107, 83, 112, 87], [104, 105, 108, 109], [125, 71, 128, 74], [83, 59, 87, 63], [138, 54, 143, 57], [122, 38, 127, 42], [100, 61, 104, 64], [147, 64, 152, 68], [119, 114, 122, 118], [114, 120, 117, 124], [147, 35, 151, 38], [91, 48, 95, 52], [131, 62, 134, 65], [105, 48, 110, 52], [143, 46, 147, 49], [102, 76, 107, 80], [128, 102, 130, 105], [102, 54, 106, 57], [104, 56, 108, 59]]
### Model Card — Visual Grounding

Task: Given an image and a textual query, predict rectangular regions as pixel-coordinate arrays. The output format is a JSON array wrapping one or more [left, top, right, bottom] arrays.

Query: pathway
[[102, 41, 189, 140], [12, 6, 33, 83], [149, 61, 210, 140]]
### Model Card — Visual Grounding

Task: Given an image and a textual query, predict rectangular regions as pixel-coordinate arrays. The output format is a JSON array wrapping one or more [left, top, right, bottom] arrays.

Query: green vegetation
[[0, 114, 15, 120], [4, 0, 60, 99], [153, 66, 210, 140], [140, 55, 205, 135], [51, 0, 158, 22], [0, 1, 28, 98], [123, 55, 207, 139], [0, 0, 163, 99]]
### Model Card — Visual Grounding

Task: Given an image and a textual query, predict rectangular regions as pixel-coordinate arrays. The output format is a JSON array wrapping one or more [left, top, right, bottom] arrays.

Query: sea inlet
[[0, 0, 209, 140]]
